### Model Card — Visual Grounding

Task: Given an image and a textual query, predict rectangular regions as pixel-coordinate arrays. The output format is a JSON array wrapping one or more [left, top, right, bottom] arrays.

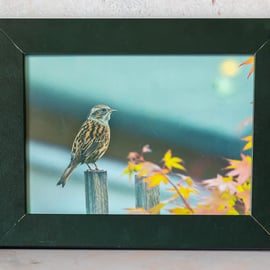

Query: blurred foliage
[[123, 56, 253, 215]]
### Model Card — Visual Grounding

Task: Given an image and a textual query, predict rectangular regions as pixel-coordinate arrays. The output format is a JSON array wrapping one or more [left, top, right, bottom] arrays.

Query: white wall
[[0, 0, 270, 18]]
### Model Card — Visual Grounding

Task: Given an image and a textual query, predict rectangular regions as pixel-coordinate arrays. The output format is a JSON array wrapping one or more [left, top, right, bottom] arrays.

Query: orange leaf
[[239, 56, 254, 66], [239, 56, 255, 78], [247, 65, 254, 78]]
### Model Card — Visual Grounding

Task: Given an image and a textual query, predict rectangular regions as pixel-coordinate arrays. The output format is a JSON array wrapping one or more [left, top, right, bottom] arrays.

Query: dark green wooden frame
[[0, 19, 269, 249]]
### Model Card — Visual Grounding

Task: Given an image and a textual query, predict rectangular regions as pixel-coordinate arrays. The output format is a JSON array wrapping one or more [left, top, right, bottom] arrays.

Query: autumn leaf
[[237, 116, 253, 134], [168, 207, 192, 215], [167, 185, 197, 200], [202, 174, 237, 194], [142, 144, 152, 153], [123, 162, 143, 181], [220, 191, 237, 206], [125, 203, 166, 215], [226, 208, 240, 215], [196, 190, 238, 215], [125, 207, 148, 214], [123, 157, 162, 180], [233, 197, 246, 215], [185, 176, 194, 187], [149, 203, 166, 214], [140, 161, 162, 176], [163, 150, 185, 171], [127, 152, 144, 164], [225, 154, 252, 184], [239, 55, 255, 78], [236, 180, 251, 214], [144, 172, 169, 188], [242, 135, 252, 151]]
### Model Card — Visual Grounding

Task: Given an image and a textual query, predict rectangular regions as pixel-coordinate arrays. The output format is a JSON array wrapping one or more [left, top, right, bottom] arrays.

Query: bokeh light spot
[[214, 77, 235, 97], [220, 59, 240, 77]]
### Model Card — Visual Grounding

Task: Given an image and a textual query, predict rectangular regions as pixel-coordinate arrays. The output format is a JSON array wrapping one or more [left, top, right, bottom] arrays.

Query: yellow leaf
[[137, 169, 149, 178], [226, 209, 239, 215], [167, 185, 193, 196], [134, 163, 143, 171], [242, 135, 252, 151], [123, 162, 143, 174], [163, 149, 172, 161], [125, 207, 148, 214], [126, 204, 166, 215], [217, 204, 226, 211], [144, 173, 169, 188], [237, 185, 245, 193], [149, 203, 166, 214], [228, 198, 236, 207], [168, 207, 192, 215], [123, 162, 143, 182], [220, 193, 236, 206], [220, 192, 229, 200], [163, 149, 185, 171], [179, 186, 197, 200], [171, 160, 186, 171], [122, 166, 131, 176], [221, 176, 234, 183], [242, 180, 251, 191], [185, 177, 193, 187]]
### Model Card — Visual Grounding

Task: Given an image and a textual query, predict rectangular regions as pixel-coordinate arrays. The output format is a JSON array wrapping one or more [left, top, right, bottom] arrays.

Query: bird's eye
[[101, 108, 107, 112]]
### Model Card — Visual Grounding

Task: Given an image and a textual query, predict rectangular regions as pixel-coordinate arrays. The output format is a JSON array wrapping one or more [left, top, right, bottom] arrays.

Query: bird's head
[[88, 104, 116, 125]]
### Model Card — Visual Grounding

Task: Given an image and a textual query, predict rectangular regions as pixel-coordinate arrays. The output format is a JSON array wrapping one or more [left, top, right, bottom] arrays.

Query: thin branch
[[167, 177, 194, 213]]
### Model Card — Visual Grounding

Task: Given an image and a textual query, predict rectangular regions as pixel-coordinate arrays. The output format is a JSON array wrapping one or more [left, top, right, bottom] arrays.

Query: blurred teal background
[[26, 55, 254, 214]]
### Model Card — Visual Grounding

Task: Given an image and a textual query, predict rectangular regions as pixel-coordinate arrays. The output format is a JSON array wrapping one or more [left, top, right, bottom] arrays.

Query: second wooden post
[[135, 175, 160, 210]]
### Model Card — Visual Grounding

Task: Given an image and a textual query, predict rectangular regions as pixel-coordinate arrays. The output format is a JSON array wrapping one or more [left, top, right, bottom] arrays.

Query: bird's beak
[[110, 109, 117, 113]]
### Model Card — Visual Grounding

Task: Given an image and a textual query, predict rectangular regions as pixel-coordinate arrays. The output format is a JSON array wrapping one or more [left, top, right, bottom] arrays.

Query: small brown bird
[[57, 104, 116, 187]]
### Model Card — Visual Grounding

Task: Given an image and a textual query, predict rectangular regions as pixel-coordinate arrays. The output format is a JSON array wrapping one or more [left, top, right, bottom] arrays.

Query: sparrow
[[57, 104, 116, 187]]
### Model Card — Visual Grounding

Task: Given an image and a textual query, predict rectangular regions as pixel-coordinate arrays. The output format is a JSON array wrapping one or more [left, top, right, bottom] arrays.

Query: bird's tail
[[57, 162, 77, 188]]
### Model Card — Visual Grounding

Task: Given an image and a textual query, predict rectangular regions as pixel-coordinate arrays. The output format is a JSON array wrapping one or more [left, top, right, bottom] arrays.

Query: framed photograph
[[0, 19, 269, 248]]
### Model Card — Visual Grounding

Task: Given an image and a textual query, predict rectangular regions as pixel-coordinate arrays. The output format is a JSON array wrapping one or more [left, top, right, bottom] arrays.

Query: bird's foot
[[87, 164, 93, 171], [94, 163, 99, 170]]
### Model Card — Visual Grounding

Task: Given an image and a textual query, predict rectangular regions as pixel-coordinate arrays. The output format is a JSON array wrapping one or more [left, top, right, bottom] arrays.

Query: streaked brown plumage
[[57, 104, 116, 187]]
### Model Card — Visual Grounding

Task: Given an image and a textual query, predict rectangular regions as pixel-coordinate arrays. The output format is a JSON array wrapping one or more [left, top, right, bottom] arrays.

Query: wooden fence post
[[84, 170, 109, 214], [135, 175, 160, 211]]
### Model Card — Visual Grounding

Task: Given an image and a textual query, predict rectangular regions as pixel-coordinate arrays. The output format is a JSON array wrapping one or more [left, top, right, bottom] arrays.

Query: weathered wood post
[[84, 170, 109, 214], [135, 175, 160, 211]]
